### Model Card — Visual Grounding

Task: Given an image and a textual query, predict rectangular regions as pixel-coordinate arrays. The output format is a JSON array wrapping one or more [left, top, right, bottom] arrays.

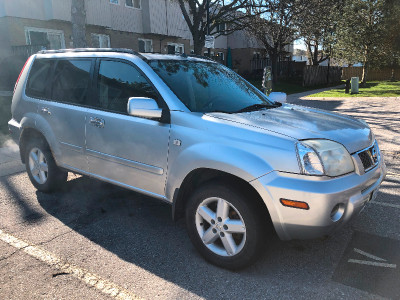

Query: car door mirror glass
[[127, 97, 163, 119]]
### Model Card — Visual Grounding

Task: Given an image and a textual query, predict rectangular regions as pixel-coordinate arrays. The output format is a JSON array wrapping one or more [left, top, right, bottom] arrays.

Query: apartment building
[[0, 0, 191, 59], [0, 0, 292, 83]]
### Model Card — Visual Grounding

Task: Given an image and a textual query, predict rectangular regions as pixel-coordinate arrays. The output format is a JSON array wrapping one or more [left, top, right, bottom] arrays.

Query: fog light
[[330, 203, 345, 222]]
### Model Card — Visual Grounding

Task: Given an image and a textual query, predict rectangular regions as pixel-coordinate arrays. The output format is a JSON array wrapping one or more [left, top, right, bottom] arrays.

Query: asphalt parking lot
[[1, 95, 399, 299]]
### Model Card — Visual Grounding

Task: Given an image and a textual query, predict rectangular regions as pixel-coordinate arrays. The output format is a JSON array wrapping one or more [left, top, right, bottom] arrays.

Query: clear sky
[[294, 39, 306, 51]]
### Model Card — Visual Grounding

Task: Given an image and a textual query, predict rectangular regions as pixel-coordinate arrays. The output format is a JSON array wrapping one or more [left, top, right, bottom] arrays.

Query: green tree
[[335, 0, 386, 83], [381, 0, 400, 79]]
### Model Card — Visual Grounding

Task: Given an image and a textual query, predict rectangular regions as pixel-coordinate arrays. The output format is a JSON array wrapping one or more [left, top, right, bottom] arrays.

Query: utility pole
[[206, 0, 210, 57]]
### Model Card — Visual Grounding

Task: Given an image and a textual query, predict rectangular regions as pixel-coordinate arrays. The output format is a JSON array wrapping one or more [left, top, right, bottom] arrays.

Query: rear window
[[51, 59, 92, 105], [26, 59, 54, 99]]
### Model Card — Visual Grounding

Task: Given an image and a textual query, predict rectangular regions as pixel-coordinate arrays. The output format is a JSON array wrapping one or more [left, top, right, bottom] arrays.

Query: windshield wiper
[[235, 103, 278, 113], [205, 110, 233, 114]]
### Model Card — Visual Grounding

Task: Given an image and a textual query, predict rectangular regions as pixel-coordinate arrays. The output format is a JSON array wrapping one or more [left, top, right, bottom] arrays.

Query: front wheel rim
[[28, 147, 48, 184], [195, 197, 246, 257]]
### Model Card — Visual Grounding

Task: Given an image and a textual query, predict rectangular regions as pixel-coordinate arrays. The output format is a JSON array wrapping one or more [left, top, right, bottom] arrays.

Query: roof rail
[[37, 48, 147, 60], [185, 53, 214, 61]]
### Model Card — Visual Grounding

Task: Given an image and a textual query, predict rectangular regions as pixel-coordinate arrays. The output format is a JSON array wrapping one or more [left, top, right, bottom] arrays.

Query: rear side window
[[51, 59, 92, 105], [26, 59, 53, 99]]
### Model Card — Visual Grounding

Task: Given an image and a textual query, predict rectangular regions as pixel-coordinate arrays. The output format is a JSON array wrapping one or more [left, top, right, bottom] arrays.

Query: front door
[[85, 59, 170, 197]]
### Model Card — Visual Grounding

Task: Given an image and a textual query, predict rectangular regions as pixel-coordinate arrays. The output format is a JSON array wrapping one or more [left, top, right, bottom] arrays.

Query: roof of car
[[37, 48, 213, 63]]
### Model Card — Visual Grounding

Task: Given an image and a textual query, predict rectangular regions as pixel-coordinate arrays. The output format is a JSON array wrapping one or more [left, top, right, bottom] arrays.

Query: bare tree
[[297, 0, 344, 66], [177, 0, 257, 55], [247, 0, 302, 85], [71, 0, 87, 48]]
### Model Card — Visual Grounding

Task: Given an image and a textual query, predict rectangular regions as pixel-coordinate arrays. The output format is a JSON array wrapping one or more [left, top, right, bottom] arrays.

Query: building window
[[110, 0, 119, 4], [216, 23, 226, 33], [91, 34, 110, 48], [126, 0, 140, 9], [168, 43, 184, 54], [138, 39, 152, 53], [25, 27, 65, 50], [217, 52, 224, 61]]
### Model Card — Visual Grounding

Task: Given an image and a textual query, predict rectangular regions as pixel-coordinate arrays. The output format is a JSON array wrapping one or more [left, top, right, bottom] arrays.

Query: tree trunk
[[361, 46, 369, 84], [193, 32, 205, 55], [71, 0, 87, 48]]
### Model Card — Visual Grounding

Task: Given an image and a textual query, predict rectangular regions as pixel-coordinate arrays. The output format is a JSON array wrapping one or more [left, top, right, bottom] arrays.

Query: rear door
[[33, 58, 94, 171], [85, 59, 170, 197]]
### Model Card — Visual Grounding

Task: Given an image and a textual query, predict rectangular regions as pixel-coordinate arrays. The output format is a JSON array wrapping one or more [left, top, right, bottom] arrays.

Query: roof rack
[[185, 53, 214, 61], [37, 48, 147, 60]]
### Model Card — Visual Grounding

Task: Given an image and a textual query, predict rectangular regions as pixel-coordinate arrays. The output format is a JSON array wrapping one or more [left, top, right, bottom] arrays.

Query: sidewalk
[[0, 140, 24, 177], [0, 91, 12, 97]]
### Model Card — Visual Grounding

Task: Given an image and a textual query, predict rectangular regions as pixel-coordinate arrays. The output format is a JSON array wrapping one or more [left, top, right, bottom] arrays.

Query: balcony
[[12, 45, 48, 58]]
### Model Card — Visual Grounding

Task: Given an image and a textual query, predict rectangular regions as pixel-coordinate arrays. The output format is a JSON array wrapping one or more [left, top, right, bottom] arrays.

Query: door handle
[[40, 107, 51, 115], [89, 117, 105, 128]]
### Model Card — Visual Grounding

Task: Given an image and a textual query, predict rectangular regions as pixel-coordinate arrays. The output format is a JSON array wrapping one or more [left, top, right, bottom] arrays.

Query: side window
[[95, 60, 158, 114], [26, 59, 54, 99], [51, 59, 92, 105]]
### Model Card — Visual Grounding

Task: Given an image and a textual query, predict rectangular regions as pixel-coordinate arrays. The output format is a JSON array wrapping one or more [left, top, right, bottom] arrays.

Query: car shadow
[[34, 174, 371, 299]]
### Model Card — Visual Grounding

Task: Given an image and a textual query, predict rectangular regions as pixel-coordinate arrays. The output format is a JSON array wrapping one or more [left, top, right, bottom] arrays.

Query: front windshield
[[148, 60, 274, 113]]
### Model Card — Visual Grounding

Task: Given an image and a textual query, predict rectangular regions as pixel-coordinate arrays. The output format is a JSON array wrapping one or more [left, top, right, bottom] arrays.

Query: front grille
[[358, 143, 379, 171]]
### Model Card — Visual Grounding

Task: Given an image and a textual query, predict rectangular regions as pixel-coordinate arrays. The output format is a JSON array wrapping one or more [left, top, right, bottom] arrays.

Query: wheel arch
[[19, 114, 61, 164], [172, 168, 272, 228]]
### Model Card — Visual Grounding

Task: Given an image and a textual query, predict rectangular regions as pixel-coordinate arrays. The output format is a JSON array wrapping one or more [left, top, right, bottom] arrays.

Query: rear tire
[[25, 138, 67, 193], [186, 182, 270, 270]]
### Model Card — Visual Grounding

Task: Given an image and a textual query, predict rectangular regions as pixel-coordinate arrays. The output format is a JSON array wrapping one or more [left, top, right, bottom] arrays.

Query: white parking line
[[353, 248, 386, 261], [0, 229, 143, 300], [370, 201, 400, 209], [348, 259, 397, 269]]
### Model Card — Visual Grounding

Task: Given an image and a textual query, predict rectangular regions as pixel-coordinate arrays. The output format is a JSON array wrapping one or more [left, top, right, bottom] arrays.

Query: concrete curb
[[287, 84, 345, 103], [301, 96, 400, 101]]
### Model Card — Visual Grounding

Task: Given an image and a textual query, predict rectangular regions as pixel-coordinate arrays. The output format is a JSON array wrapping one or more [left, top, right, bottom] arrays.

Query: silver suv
[[9, 49, 386, 269]]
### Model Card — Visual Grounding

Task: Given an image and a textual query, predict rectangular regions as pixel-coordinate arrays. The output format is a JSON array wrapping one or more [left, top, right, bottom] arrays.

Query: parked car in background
[[9, 49, 386, 269]]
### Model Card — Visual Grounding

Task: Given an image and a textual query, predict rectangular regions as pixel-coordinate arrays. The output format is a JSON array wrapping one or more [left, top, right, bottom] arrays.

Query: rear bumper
[[251, 161, 386, 240], [8, 119, 21, 145]]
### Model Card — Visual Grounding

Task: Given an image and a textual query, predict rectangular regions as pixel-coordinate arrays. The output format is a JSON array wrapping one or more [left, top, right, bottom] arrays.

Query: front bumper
[[251, 161, 386, 240]]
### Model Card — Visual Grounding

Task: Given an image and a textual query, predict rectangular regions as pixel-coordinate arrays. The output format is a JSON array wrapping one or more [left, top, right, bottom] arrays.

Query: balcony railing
[[12, 45, 48, 58]]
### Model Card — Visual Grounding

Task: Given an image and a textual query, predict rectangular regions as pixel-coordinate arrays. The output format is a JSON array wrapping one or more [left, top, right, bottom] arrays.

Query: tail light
[[13, 56, 31, 94]]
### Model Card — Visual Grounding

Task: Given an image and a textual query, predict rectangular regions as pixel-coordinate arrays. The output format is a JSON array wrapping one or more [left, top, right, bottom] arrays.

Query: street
[[1, 95, 399, 300]]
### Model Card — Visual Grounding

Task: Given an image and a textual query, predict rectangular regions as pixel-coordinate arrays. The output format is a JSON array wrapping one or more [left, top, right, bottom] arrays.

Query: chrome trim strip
[[86, 148, 164, 175], [60, 141, 83, 153]]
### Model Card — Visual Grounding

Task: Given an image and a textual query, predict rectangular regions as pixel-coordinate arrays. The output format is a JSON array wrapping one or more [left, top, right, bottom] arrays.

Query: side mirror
[[127, 97, 162, 119], [269, 92, 287, 104]]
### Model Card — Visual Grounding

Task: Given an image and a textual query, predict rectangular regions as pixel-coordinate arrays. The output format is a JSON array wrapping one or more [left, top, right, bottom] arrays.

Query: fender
[[20, 113, 62, 164], [165, 143, 274, 201]]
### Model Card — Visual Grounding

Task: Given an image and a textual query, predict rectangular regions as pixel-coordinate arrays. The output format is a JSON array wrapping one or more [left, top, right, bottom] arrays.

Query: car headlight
[[296, 139, 355, 177]]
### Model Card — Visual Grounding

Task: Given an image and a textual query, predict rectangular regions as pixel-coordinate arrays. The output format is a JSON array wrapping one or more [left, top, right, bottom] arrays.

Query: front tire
[[186, 182, 269, 270], [25, 139, 67, 193]]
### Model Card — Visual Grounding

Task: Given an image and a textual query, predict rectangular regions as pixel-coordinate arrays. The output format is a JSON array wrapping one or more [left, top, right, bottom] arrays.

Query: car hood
[[206, 104, 373, 153]]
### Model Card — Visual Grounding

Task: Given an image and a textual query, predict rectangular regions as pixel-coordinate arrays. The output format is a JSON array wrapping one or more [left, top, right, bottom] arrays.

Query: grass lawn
[[309, 81, 400, 97], [247, 79, 342, 95], [0, 96, 12, 147]]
